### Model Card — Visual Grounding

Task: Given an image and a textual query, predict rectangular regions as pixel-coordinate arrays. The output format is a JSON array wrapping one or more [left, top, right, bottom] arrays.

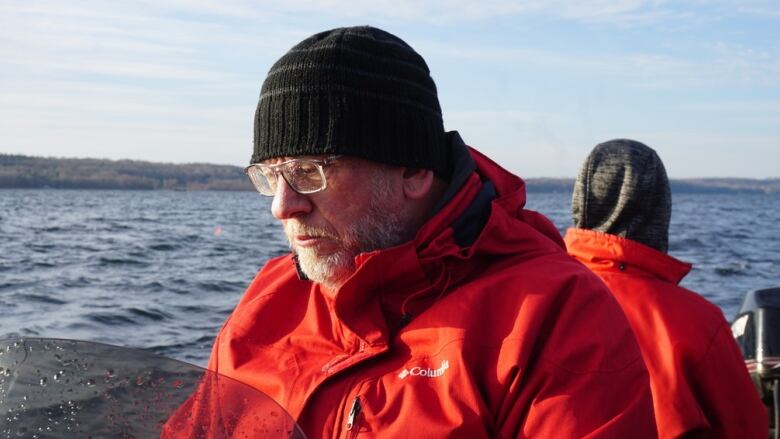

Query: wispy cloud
[[1, 0, 778, 177], [0, 0, 693, 27], [3, 56, 236, 82], [421, 37, 780, 89], [0, 92, 249, 121], [632, 130, 780, 178], [737, 3, 780, 18], [247, 0, 677, 26], [0, 105, 252, 165]]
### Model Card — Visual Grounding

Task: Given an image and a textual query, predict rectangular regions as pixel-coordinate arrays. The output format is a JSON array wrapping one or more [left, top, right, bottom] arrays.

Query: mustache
[[284, 223, 339, 240]]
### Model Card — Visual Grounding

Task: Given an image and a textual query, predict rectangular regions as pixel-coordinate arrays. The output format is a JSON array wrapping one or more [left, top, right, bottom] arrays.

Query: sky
[[1, 1, 778, 178]]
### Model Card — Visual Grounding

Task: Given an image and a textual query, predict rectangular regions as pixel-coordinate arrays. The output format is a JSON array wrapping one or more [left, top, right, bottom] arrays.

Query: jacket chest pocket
[[336, 360, 492, 438]]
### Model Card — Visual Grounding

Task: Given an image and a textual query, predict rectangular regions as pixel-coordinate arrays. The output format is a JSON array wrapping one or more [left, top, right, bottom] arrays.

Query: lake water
[[1, 189, 778, 366]]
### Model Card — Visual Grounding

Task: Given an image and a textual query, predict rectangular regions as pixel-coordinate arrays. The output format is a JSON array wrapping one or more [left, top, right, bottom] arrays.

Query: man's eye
[[290, 163, 318, 176]]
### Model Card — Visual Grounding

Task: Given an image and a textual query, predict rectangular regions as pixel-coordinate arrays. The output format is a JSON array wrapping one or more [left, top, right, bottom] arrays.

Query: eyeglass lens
[[247, 160, 325, 195]]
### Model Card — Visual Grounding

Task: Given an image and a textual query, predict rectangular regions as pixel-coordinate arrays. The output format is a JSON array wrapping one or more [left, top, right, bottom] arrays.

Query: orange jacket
[[171, 148, 656, 438], [565, 228, 768, 438]]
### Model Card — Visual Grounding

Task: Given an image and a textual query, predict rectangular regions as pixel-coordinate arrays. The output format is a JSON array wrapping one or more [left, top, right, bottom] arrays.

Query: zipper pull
[[346, 396, 361, 431]]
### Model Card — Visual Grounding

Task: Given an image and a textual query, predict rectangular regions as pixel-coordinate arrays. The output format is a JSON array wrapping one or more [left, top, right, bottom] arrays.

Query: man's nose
[[271, 177, 312, 220]]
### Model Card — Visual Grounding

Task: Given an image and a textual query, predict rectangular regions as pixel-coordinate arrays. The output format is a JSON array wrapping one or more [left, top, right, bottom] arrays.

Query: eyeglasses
[[244, 155, 342, 196]]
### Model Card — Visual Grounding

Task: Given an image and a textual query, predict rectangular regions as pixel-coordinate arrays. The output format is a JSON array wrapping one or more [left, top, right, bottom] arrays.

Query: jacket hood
[[383, 131, 565, 265], [564, 228, 690, 284], [572, 139, 671, 253], [334, 132, 566, 336]]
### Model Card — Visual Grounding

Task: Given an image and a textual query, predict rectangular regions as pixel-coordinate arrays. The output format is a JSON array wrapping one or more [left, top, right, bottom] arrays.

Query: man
[[169, 27, 656, 438], [564, 139, 768, 438]]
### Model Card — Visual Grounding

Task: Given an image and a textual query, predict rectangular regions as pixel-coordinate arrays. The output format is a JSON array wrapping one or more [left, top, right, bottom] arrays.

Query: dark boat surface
[[0, 337, 305, 438]]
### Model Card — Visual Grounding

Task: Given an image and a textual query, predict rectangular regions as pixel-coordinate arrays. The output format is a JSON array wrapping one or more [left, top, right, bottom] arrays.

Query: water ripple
[[18, 293, 68, 305], [149, 243, 179, 251], [196, 280, 245, 293], [127, 307, 173, 321], [96, 256, 150, 267], [715, 266, 748, 277], [86, 312, 138, 326], [3, 189, 777, 366]]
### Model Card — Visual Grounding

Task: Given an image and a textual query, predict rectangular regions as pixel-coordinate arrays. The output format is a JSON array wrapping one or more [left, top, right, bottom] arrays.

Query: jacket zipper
[[346, 396, 362, 435]]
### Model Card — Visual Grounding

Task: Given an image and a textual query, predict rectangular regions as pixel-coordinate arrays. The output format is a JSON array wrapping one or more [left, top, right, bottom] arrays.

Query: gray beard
[[291, 175, 412, 289]]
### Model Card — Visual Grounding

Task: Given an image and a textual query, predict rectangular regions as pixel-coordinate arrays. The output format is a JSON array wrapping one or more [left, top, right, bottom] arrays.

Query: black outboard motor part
[[732, 287, 780, 439]]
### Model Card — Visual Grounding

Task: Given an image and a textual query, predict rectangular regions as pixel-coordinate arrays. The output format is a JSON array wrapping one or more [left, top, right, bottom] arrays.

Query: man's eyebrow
[[261, 155, 332, 165]]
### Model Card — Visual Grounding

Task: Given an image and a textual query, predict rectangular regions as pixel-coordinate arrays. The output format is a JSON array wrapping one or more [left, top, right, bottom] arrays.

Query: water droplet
[[39, 377, 47, 387]]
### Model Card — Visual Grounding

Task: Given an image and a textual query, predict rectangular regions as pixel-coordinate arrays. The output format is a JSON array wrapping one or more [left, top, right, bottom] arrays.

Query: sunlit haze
[[1, 1, 778, 178]]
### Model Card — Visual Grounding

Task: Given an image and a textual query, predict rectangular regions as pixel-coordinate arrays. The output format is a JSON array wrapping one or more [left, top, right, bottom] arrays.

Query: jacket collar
[[304, 133, 567, 347], [564, 228, 691, 284], [332, 135, 488, 344]]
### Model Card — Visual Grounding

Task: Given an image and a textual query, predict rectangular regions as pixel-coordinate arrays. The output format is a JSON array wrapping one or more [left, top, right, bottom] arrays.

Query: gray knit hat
[[252, 26, 451, 179], [572, 139, 671, 253]]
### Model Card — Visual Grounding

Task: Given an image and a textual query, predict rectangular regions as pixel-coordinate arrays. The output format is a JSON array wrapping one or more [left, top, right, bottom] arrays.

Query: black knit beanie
[[252, 26, 451, 180], [572, 139, 672, 253]]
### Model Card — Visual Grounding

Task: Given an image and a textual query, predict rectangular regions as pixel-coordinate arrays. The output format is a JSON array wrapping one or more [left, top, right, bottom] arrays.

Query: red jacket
[[170, 148, 656, 438], [565, 228, 768, 438]]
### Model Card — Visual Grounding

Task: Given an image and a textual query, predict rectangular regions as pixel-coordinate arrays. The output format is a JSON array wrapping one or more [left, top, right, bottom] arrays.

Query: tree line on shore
[[0, 154, 252, 191], [1, 154, 778, 194]]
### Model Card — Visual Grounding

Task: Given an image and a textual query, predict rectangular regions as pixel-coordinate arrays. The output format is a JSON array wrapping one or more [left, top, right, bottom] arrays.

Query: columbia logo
[[398, 360, 450, 379]]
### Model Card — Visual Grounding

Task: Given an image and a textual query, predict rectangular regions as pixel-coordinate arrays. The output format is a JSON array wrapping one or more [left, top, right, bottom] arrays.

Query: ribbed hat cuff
[[253, 92, 450, 179]]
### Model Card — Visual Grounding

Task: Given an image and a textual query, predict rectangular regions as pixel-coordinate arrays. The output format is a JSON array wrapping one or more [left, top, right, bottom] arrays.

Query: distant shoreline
[[2, 154, 778, 194], [523, 178, 780, 194]]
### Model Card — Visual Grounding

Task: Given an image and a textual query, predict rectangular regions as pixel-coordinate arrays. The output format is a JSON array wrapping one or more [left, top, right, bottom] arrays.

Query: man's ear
[[401, 167, 435, 200]]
